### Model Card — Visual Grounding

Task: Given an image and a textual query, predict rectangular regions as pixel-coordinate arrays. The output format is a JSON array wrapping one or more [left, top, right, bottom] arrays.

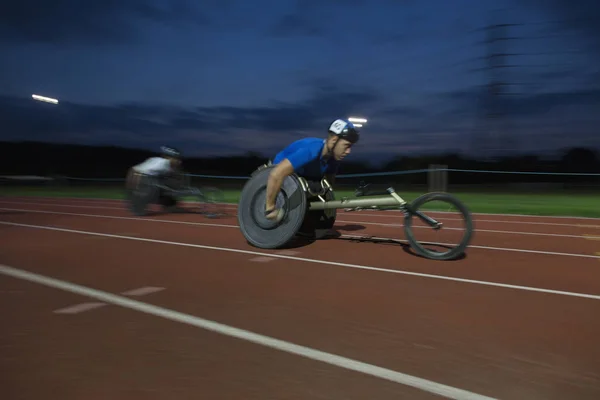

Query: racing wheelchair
[[125, 170, 225, 217], [237, 164, 474, 261]]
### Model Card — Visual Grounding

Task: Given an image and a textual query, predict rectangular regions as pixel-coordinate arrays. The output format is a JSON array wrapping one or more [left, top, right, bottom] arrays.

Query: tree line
[[1, 141, 598, 185]]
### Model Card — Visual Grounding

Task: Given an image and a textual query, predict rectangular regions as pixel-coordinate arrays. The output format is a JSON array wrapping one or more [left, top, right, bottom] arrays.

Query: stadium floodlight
[[354, 123, 363, 127], [32, 94, 59, 104], [348, 117, 367, 124]]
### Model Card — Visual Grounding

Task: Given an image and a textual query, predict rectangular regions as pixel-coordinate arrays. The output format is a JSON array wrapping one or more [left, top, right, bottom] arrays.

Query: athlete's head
[[325, 119, 360, 161], [161, 146, 182, 167]]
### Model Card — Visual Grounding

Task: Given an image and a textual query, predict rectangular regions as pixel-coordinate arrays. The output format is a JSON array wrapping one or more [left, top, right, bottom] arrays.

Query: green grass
[[2, 186, 599, 218]]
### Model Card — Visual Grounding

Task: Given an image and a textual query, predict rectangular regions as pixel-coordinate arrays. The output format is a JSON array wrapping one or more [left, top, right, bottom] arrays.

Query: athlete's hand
[[265, 207, 284, 222]]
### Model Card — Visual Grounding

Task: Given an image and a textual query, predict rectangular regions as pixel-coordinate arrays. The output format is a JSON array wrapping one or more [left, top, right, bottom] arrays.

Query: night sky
[[1, 0, 599, 164]]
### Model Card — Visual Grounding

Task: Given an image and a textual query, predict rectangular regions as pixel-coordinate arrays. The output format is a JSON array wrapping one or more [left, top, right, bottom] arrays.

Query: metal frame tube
[[308, 195, 403, 210]]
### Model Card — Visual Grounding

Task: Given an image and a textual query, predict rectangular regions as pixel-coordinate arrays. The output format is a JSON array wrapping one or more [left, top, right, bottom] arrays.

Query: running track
[[1, 196, 600, 399]]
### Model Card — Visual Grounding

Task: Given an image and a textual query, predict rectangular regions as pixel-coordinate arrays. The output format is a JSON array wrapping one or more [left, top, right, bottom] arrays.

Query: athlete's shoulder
[[276, 137, 324, 169], [297, 137, 323, 145], [146, 156, 169, 165], [292, 137, 323, 152], [145, 157, 171, 169]]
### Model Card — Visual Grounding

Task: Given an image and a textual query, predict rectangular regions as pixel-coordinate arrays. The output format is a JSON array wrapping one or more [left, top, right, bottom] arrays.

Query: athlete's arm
[[265, 159, 294, 211], [325, 161, 340, 186], [265, 147, 312, 211], [126, 160, 147, 188], [146, 158, 172, 178], [125, 167, 136, 189], [325, 173, 336, 186]]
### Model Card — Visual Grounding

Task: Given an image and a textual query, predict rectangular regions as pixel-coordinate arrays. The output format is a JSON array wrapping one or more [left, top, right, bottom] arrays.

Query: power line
[[486, 21, 512, 155], [471, 14, 522, 159], [468, 15, 600, 31], [468, 8, 600, 159]]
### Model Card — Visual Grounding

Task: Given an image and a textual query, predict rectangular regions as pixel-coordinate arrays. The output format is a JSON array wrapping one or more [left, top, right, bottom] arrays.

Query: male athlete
[[265, 118, 360, 221], [126, 146, 183, 211]]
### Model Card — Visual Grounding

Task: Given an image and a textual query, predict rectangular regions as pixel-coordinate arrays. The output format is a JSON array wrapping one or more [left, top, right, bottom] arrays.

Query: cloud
[[266, 0, 328, 38], [265, 0, 397, 39], [524, 0, 600, 53], [0, 0, 207, 45], [269, 13, 324, 38], [2, 80, 597, 159], [0, 83, 384, 157], [509, 90, 600, 117], [429, 83, 600, 120]]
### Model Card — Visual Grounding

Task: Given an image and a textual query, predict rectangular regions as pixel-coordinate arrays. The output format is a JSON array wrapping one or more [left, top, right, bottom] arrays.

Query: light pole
[[32, 94, 59, 105], [348, 117, 367, 128], [31, 94, 62, 178]]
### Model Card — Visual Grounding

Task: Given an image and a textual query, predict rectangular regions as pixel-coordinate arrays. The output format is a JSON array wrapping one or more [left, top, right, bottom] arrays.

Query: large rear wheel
[[237, 167, 308, 249]]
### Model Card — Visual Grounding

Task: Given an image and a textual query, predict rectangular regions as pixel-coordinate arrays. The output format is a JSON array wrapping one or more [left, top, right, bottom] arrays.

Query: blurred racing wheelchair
[[237, 164, 474, 260], [126, 170, 225, 217]]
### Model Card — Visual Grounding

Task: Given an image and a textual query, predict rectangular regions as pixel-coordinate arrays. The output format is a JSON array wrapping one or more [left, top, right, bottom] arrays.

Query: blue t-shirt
[[272, 137, 339, 181]]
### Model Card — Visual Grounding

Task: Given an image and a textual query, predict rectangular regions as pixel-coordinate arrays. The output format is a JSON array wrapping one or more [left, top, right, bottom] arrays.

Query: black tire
[[158, 191, 178, 208], [403, 192, 474, 261], [126, 175, 159, 216], [237, 166, 307, 249]]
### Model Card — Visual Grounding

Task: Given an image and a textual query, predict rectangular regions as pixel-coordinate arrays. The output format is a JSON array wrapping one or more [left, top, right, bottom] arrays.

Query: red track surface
[[1, 196, 600, 399]]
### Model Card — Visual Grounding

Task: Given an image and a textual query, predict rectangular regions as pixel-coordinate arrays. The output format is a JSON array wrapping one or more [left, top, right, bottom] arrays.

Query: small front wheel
[[403, 192, 474, 260]]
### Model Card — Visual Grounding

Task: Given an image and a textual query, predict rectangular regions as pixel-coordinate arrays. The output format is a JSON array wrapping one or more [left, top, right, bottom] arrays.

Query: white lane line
[[3, 200, 599, 230], [0, 200, 123, 210], [0, 204, 593, 239], [339, 234, 600, 260], [337, 207, 600, 221], [277, 250, 300, 256], [339, 212, 600, 228], [24, 196, 600, 223], [250, 256, 276, 263], [0, 207, 235, 228], [120, 286, 165, 296], [54, 302, 107, 314], [53, 286, 165, 314], [2, 221, 600, 300], [0, 199, 578, 231], [1, 207, 598, 258], [3, 197, 600, 221], [337, 218, 588, 239], [0, 263, 496, 400]]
